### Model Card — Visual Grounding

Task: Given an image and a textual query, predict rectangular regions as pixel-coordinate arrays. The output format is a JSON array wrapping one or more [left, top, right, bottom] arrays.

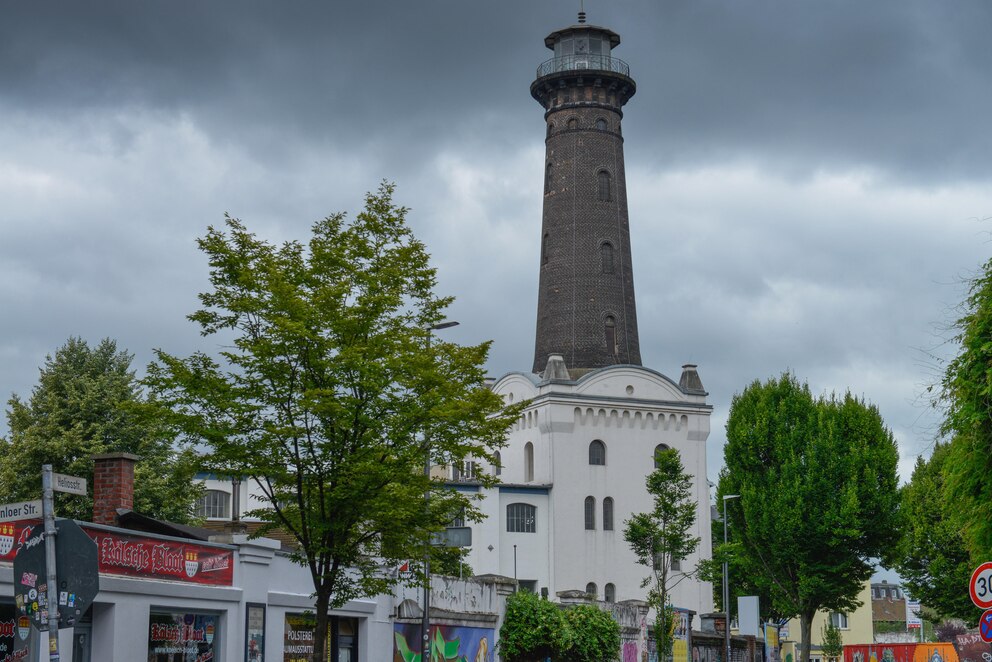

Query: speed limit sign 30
[[970, 562, 992, 610]]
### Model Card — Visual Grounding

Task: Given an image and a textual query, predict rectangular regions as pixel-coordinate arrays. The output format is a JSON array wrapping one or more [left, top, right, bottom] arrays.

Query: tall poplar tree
[[892, 443, 975, 623], [941, 256, 992, 561], [147, 183, 519, 662], [718, 373, 899, 662]]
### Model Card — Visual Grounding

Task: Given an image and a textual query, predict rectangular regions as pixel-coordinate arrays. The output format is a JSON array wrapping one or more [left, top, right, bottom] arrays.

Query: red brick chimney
[[92, 452, 139, 526]]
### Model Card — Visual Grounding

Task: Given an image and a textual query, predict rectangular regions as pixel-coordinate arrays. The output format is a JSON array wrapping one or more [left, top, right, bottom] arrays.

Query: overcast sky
[[2, 1, 990, 495]]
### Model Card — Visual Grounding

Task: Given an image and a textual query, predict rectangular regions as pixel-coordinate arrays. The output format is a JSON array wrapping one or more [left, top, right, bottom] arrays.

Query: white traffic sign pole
[[41, 465, 60, 661]]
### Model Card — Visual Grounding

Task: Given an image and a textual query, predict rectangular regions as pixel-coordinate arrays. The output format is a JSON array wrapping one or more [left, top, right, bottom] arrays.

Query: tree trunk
[[313, 587, 331, 662], [799, 611, 814, 662]]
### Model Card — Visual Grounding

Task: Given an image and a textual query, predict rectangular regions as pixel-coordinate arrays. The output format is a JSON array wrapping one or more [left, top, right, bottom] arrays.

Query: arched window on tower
[[600, 242, 615, 274], [605, 316, 617, 358], [595, 118, 608, 131], [589, 440, 606, 465], [598, 170, 612, 202], [567, 117, 578, 129], [654, 443, 671, 468], [545, 163, 553, 193], [542, 232, 550, 265], [584, 496, 596, 530], [524, 442, 534, 482], [603, 497, 614, 531]]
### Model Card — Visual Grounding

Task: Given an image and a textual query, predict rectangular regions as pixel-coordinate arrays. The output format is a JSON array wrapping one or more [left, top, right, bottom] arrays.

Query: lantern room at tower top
[[532, 14, 635, 96]]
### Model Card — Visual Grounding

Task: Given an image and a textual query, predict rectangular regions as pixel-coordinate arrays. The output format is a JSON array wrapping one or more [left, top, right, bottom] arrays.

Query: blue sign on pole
[[979, 609, 992, 643]]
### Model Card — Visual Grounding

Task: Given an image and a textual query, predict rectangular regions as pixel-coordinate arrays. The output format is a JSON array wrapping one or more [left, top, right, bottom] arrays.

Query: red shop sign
[[82, 526, 234, 586], [2, 521, 234, 587]]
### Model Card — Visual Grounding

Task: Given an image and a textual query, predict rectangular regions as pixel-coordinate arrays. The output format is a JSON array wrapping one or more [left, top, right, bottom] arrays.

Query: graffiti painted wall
[[393, 623, 494, 662], [846, 643, 962, 662]]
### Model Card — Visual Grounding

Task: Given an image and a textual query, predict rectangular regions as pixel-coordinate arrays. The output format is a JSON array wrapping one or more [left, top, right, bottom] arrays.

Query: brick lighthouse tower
[[531, 11, 641, 375]]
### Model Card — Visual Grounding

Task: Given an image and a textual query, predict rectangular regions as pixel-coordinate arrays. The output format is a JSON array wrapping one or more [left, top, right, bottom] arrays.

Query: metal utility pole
[[722, 494, 740, 662], [42, 465, 61, 661], [422, 321, 459, 660]]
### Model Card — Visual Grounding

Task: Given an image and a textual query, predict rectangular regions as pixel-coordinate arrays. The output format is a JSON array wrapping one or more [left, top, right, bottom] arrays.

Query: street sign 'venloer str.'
[[0, 500, 43, 523]]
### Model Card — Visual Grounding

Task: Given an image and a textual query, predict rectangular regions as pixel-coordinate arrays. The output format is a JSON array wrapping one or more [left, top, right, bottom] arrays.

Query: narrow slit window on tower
[[545, 163, 553, 193], [494, 450, 501, 476], [547, 122, 554, 138], [601, 242, 615, 274], [605, 316, 617, 357], [598, 170, 612, 202], [584, 496, 596, 530], [595, 118, 607, 131], [542, 232, 550, 265]]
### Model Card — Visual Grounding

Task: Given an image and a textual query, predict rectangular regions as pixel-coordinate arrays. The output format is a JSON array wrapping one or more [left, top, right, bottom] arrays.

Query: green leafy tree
[[498, 591, 620, 662], [820, 621, 843, 662], [562, 604, 622, 662], [941, 257, 992, 560], [624, 447, 701, 662], [718, 373, 899, 662], [892, 442, 975, 624], [499, 590, 567, 662], [0, 337, 200, 522], [147, 183, 518, 662]]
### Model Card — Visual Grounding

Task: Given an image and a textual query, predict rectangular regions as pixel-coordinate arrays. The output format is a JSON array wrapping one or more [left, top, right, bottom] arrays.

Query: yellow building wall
[[780, 583, 875, 662]]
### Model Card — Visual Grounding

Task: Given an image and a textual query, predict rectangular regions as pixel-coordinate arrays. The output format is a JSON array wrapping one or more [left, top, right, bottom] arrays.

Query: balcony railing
[[536, 54, 630, 79]]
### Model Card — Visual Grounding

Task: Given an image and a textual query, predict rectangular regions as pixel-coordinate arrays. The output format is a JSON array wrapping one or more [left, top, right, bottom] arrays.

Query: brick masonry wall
[[92, 454, 136, 525], [532, 77, 642, 373]]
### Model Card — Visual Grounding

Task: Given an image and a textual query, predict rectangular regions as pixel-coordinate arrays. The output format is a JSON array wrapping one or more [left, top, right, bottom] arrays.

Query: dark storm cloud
[[4, 1, 991, 181], [1, 0, 991, 489]]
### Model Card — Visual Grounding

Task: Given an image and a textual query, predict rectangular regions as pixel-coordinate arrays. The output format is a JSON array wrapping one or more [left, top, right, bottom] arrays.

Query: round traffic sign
[[980, 609, 992, 643], [970, 562, 992, 610]]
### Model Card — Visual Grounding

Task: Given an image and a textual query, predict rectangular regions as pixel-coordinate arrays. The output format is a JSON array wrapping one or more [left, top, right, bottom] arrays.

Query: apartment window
[[830, 613, 848, 629], [507, 503, 536, 533], [586, 582, 597, 597], [584, 496, 596, 530], [589, 440, 606, 465], [603, 497, 614, 531], [494, 451, 502, 476], [605, 583, 616, 603], [524, 442, 534, 482], [194, 490, 230, 519], [654, 444, 671, 468], [671, 558, 682, 572]]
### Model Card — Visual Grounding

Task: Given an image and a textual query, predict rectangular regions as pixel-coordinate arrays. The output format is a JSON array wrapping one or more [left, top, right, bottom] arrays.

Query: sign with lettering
[[51, 474, 86, 496], [147, 612, 217, 662], [82, 526, 234, 586], [0, 501, 43, 525], [284, 613, 330, 662]]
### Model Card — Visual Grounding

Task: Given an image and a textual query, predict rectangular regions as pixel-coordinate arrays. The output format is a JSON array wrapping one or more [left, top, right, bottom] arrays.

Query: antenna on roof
[[578, 0, 586, 23]]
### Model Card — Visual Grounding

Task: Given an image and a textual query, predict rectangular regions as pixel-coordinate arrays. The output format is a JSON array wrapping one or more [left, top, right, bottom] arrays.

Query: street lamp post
[[722, 494, 740, 662], [423, 320, 459, 661]]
